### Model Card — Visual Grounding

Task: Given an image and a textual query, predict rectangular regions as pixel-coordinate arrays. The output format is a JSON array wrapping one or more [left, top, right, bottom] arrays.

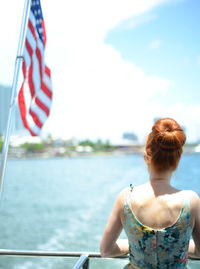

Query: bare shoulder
[[183, 190, 200, 202], [190, 191, 200, 206], [183, 190, 200, 213], [115, 187, 130, 207]]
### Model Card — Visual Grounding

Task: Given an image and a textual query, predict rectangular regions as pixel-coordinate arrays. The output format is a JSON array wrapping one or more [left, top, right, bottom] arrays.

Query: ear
[[143, 149, 147, 161], [143, 149, 150, 165]]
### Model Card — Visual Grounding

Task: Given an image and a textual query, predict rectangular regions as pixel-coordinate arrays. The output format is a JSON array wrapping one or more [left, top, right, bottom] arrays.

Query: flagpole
[[0, 0, 31, 197]]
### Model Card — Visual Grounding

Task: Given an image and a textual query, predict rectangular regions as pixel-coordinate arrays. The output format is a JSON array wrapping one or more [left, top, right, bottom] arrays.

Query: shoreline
[[5, 146, 200, 160]]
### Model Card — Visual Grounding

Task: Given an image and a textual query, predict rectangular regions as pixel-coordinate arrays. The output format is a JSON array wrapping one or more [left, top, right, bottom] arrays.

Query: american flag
[[18, 0, 52, 136]]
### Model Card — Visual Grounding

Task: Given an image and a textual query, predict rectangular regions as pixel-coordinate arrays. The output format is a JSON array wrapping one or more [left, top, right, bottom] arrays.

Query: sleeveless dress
[[123, 186, 192, 269]]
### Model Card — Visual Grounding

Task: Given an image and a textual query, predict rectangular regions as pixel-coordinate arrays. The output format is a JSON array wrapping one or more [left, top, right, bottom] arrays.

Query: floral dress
[[123, 187, 192, 269]]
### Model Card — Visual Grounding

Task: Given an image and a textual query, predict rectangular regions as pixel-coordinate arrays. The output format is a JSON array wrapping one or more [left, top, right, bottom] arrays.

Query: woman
[[100, 118, 200, 268]]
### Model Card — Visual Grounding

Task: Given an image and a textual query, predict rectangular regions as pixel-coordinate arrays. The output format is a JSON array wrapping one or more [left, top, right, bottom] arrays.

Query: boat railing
[[0, 249, 200, 269], [0, 249, 127, 269]]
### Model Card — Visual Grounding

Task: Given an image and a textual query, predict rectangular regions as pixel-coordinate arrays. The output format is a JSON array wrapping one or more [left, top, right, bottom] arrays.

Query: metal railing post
[[72, 253, 89, 269], [83, 258, 89, 269]]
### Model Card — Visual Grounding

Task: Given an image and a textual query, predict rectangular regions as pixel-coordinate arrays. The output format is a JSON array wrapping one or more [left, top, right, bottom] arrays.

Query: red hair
[[145, 118, 186, 172]]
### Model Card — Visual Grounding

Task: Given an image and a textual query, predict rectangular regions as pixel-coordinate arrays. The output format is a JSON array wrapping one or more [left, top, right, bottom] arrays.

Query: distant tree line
[[79, 139, 116, 152], [21, 142, 44, 153], [0, 135, 199, 155], [17, 138, 116, 154], [0, 136, 3, 151]]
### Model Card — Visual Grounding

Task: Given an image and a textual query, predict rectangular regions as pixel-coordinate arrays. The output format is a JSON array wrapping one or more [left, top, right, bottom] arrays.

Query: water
[[0, 154, 199, 269]]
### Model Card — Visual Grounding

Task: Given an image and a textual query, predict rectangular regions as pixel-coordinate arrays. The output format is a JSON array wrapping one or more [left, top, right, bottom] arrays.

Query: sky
[[0, 0, 200, 143]]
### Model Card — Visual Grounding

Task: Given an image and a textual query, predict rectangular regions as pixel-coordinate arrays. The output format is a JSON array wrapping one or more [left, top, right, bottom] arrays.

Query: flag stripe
[[28, 60, 36, 98], [36, 47, 43, 79], [35, 97, 50, 116], [28, 20, 37, 41], [41, 20, 46, 46], [45, 66, 51, 77], [29, 109, 43, 128], [18, 0, 52, 136], [41, 81, 52, 99], [18, 84, 37, 136], [30, 101, 48, 123], [37, 88, 52, 108]]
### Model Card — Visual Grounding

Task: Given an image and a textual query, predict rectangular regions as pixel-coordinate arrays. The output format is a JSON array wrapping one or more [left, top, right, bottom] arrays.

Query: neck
[[148, 167, 173, 186]]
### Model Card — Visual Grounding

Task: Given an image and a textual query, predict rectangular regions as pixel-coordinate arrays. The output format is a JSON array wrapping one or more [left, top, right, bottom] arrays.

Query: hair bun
[[145, 118, 186, 172], [153, 118, 186, 150]]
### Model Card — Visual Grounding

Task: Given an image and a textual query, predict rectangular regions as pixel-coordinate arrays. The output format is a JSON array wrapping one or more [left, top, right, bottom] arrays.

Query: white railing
[[0, 249, 127, 269], [0, 249, 199, 269]]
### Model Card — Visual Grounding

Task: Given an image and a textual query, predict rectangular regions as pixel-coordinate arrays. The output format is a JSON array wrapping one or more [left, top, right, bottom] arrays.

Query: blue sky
[[0, 0, 200, 143], [105, 0, 200, 107]]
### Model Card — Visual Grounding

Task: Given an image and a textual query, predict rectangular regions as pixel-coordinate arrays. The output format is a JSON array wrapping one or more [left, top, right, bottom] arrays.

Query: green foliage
[[184, 143, 199, 147], [21, 142, 44, 153], [43, 134, 54, 146], [93, 139, 105, 151], [0, 140, 3, 152], [79, 139, 95, 148], [78, 139, 116, 152], [66, 145, 76, 151]]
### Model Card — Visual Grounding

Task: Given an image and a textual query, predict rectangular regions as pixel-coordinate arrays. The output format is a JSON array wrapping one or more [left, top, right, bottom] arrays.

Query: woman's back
[[124, 183, 195, 230], [123, 185, 193, 268]]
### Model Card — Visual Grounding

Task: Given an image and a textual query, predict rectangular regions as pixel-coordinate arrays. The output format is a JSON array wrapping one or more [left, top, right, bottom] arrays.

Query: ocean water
[[0, 154, 199, 269]]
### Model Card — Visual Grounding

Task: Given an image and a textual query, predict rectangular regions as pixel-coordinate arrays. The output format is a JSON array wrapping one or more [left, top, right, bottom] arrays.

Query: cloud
[[3, 0, 199, 142], [149, 40, 161, 49], [137, 102, 200, 142], [114, 13, 157, 31], [38, 0, 172, 141], [43, 42, 171, 141], [183, 104, 200, 142]]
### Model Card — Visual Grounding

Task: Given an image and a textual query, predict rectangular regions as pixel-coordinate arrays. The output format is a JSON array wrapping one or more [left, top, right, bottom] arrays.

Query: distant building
[[0, 85, 24, 136], [111, 131, 142, 153], [0, 85, 11, 135], [110, 132, 139, 147], [122, 132, 138, 142], [182, 125, 186, 133]]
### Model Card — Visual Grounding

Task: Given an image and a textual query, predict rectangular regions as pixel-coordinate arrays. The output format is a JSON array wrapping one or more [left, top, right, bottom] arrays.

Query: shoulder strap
[[125, 184, 133, 206], [182, 194, 191, 214], [183, 195, 190, 208], [179, 193, 191, 228]]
